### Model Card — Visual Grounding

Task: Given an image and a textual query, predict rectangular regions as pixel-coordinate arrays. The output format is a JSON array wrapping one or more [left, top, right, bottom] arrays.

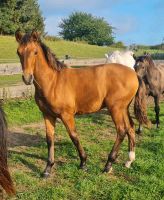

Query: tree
[[0, 0, 44, 35], [59, 12, 114, 46]]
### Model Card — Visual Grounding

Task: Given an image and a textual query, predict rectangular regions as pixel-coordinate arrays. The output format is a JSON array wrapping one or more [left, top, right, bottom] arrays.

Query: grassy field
[[0, 36, 111, 63], [0, 36, 164, 63], [2, 98, 164, 200], [0, 74, 22, 87]]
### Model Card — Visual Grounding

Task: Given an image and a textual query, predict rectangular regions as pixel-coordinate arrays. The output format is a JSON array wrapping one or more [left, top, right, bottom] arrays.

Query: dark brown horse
[[0, 106, 15, 196], [134, 54, 164, 133], [15, 30, 149, 177]]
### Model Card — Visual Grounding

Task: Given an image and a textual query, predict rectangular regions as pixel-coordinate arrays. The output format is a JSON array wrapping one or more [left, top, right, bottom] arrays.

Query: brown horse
[[0, 107, 15, 196], [134, 54, 164, 133], [15, 30, 149, 177]]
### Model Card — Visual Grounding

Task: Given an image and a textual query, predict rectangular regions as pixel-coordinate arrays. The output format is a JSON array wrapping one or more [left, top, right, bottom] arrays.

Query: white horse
[[105, 50, 135, 69]]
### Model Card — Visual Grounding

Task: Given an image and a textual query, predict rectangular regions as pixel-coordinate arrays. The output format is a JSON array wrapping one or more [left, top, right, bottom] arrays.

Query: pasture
[[0, 34, 164, 200], [2, 98, 164, 200], [0, 36, 164, 63], [0, 75, 22, 87]]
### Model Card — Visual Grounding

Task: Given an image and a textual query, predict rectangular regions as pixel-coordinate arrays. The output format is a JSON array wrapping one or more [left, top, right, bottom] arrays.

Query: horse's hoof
[[125, 161, 132, 168], [103, 166, 113, 174], [156, 124, 160, 129], [79, 165, 88, 172], [136, 130, 142, 135], [42, 172, 50, 178]]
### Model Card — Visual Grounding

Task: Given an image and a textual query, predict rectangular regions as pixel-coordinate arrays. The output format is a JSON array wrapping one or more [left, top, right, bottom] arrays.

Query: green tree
[[0, 0, 44, 35], [59, 12, 114, 46]]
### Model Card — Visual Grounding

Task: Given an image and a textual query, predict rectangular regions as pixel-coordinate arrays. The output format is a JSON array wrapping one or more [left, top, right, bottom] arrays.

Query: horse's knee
[[117, 125, 126, 140]]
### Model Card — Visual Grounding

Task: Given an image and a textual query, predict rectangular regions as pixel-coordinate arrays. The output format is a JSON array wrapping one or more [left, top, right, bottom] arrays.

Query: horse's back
[[64, 63, 138, 92]]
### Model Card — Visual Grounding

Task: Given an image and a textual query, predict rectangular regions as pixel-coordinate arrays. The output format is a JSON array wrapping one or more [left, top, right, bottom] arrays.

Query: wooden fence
[[0, 59, 164, 99]]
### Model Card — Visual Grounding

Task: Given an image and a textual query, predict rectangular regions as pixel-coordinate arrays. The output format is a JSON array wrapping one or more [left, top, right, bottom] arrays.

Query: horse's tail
[[0, 106, 15, 195], [134, 76, 151, 127]]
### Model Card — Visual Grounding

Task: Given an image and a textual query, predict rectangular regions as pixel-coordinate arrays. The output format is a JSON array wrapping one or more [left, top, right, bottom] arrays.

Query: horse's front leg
[[61, 113, 87, 169], [154, 96, 160, 128], [43, 115, 56, 178]]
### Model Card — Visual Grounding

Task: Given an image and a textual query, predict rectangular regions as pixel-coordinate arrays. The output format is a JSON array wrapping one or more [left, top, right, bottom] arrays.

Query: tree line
[[0, 0, 44, 35], [0, 0, 116, 46]]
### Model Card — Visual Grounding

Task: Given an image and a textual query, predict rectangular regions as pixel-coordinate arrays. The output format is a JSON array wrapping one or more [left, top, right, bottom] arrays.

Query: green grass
[[0, 36, 114, 63], [0, 74, 22, 87], [3, 98, 42, 126], [2, 99, 164, 200], [0, 36, 164, 63]]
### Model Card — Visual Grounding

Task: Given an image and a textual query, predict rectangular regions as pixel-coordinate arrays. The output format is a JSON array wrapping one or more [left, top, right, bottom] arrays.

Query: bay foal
[[15, 31, 149, 177]]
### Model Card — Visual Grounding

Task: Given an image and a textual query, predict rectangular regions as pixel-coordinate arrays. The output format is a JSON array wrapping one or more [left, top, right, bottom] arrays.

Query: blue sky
[[38, 0, 164, 45]]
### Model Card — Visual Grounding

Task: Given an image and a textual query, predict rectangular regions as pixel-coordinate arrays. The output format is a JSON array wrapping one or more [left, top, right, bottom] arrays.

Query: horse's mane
[[138, 55, 156, 68], [20, 33, 66, 71], [144, 55, 155, 68], [40, 43, 66, 71]]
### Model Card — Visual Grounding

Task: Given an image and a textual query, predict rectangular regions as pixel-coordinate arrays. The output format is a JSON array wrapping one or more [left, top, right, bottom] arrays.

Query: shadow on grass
[[8, 131, 44, 148], [8, 131, 79, 175], [76, 109, 115, 129]]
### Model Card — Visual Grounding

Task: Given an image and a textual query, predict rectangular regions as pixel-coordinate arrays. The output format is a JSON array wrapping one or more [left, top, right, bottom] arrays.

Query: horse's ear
[[133, 54, 137, 60], [144, 52, 151, 57], [15, 30, 23, 43], [31, 30, 40, 42]]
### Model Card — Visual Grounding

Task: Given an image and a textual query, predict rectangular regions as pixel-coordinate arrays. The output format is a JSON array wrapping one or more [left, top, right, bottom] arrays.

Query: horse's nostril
[[22, 74, 33, 85]]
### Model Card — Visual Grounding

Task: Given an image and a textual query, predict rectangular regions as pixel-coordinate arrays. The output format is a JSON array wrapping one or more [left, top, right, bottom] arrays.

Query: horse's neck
[[34, 58, 57, 96], [146, 61, 158, 86]]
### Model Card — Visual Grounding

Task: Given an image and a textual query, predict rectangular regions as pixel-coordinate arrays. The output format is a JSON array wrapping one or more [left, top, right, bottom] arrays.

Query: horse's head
[[134, 55, 151, 77], [15, 30, 41, 85]]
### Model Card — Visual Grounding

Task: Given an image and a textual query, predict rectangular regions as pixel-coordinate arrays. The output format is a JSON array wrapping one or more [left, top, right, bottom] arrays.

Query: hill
[[0, 36, 164, 63], [0, 36, 114, 63]]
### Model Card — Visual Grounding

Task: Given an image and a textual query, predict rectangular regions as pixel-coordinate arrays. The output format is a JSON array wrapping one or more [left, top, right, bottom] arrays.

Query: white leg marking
[[129, 151, 135, 161], [125, 151, 135, 168], [108, 166, 113, 174]]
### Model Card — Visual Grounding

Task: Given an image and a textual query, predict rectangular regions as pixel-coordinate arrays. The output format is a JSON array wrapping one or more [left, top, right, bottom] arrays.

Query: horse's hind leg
[[61, 113, 87, 169], [125, 112, 135, 168], [154, 96, 160, 128], [137, 124, 143, 135], [103, 106, 127, 173]]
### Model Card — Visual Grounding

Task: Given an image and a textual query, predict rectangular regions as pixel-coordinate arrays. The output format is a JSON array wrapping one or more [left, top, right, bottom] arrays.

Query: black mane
[[137, 55, 155, 68]]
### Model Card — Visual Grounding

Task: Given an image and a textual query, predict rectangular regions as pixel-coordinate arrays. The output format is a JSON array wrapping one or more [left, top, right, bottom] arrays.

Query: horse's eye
[[34, 50, 38, 55]]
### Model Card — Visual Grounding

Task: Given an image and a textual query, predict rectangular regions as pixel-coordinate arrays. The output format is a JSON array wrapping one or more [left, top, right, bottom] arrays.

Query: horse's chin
[[23, 80, 33, 85]]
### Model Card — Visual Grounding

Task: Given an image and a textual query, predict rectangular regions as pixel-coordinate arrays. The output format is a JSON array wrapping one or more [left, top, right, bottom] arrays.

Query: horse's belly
[[76, 98, 104, 114]]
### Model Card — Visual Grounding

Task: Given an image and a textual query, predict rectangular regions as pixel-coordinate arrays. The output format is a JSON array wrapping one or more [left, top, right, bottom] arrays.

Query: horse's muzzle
[[22, 74, 34, 85]]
